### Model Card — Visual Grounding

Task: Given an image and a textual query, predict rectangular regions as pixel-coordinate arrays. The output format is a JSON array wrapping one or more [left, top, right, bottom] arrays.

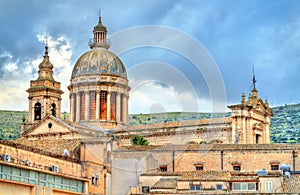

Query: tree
[[131, 135, 149, 146]]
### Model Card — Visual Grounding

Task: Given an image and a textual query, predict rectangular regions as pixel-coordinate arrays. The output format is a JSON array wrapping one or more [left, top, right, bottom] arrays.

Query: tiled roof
[[14, 138, 81, 160], [230, 176, 259, 181], [116, 143, 300, 152], [115, 117, 231, 133], [152, 178, 177, 189], [142, 170, 283, 183], [282, 175, 300, 193], [179, 171, 231, 181]]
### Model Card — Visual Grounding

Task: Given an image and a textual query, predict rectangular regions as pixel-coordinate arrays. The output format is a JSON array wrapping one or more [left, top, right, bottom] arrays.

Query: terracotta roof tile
[[152, 178, 177, 189]]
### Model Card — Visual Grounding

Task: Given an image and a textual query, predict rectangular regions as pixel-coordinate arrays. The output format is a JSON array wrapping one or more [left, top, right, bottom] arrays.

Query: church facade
[[0, 17, 299, 195]]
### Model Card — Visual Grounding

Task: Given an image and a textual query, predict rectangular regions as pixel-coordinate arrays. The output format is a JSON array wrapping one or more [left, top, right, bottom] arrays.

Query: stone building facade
[[0, 17, 299, 195]]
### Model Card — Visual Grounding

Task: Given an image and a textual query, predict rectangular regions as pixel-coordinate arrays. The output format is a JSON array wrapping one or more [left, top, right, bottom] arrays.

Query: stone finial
[[265, 99, 269, 107], [241, 92, 245, 105]]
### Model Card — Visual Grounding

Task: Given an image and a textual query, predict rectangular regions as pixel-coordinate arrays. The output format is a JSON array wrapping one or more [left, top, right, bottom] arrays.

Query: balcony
[[88, 38, 111, 49]]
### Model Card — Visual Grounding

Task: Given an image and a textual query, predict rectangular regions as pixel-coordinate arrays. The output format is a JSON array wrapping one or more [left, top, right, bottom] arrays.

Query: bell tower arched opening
[[34, 102, 41, 121], [51, 103, 56, 117]]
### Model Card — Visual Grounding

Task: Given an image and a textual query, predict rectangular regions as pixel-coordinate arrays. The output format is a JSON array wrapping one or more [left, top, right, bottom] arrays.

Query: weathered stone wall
[[83, 161, 107, 195], [113, 144, 300, 172], [0, 143, 82, 177]]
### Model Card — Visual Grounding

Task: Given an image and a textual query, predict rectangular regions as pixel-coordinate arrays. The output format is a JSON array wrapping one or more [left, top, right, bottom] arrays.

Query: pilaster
[[85, 90, 90, 120], [107, 91, 111, 121], [96, 91, 100, 120], [76, 92, 80, 122], [116, 92, 121, 123]]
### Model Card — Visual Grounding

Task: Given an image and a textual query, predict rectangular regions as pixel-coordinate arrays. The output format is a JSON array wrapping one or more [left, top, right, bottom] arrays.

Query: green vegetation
[[131, 135, 149, 146], [0, 103, 299, 143], [129, 112, 229, 126], [0, 110, 27, 140], [270, 104, 300, 143]]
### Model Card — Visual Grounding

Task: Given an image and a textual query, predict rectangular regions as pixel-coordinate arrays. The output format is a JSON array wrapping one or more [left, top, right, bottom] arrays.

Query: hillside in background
[[0, 103, 299, 143], [270, 104, 300, 143], [0, 110, 27, 140]]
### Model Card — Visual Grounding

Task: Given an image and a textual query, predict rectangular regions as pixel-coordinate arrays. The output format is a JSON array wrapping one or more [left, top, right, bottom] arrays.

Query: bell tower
[[228, 73, 273, 144], [26, 43, 63, 127]]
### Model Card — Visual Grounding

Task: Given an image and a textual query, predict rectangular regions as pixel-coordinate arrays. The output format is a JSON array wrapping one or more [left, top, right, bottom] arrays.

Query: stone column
[[231, 117, 236, 144], [85, 90, 90, 120], [265, 117, 270, 144], [241, 117, 246, 144], [122, 93, 126, 124], [57, 98, 61, 118], [116, 93, 121, 123], [96, 91, 100, 120], [123, 94, 128, 125], [76, 92, 80, 122], [70, 94, 74, 122], [107, 91, 111, 121], [83, 181, 89, 195], [43, 97, 47, 119], [28, 98, 33, 123]]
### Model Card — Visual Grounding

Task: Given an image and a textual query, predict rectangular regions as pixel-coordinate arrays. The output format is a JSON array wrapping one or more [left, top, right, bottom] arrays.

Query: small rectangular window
[[142, 186, 150, 193], [232, 182, 256, 191], [233, 183, 241, 190], [265, 181, 273, 191], [248, 183, 255, 190], [271, 164, 279, 170], [233, 165, 241, 171], [190, 185, 201, 191], [195, 164, 204, 171], [160, 166, 167, 172], [216, 184, 222, 191]]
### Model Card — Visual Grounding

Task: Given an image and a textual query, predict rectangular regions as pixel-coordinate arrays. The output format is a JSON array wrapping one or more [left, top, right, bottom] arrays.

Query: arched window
[[34, 103, 41, 120], [89, 91, 96, 120], [110, 92, 116, 121], [51, 103, 56, 116], [80, 92, 85, 120], [100, 91, 107, 120]]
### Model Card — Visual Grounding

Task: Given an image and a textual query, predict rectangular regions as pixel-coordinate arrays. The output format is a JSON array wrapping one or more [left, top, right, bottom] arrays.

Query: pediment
[[253, 99, 269, 112], [23, 115, 76, 137]]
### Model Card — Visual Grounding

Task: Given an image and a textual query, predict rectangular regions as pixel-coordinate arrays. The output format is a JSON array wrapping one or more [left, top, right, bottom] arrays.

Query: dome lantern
[[89, 16, 110, 49]]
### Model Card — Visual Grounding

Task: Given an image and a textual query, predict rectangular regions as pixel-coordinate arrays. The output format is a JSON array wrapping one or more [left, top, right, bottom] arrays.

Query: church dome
[[68, 17, 130, 129], [71, 48, 127, 78]]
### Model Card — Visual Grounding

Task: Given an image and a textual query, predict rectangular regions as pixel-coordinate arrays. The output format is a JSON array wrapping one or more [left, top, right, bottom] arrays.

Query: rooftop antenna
[[252, 66, 256, 90]]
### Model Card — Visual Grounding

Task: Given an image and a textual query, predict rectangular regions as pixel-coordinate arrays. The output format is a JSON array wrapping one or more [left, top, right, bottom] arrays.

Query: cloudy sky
[[0, 0, 299, 114]]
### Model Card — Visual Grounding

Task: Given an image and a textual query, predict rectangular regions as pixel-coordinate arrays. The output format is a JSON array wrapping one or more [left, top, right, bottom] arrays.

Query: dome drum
[[70, 75, 129, 88]]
